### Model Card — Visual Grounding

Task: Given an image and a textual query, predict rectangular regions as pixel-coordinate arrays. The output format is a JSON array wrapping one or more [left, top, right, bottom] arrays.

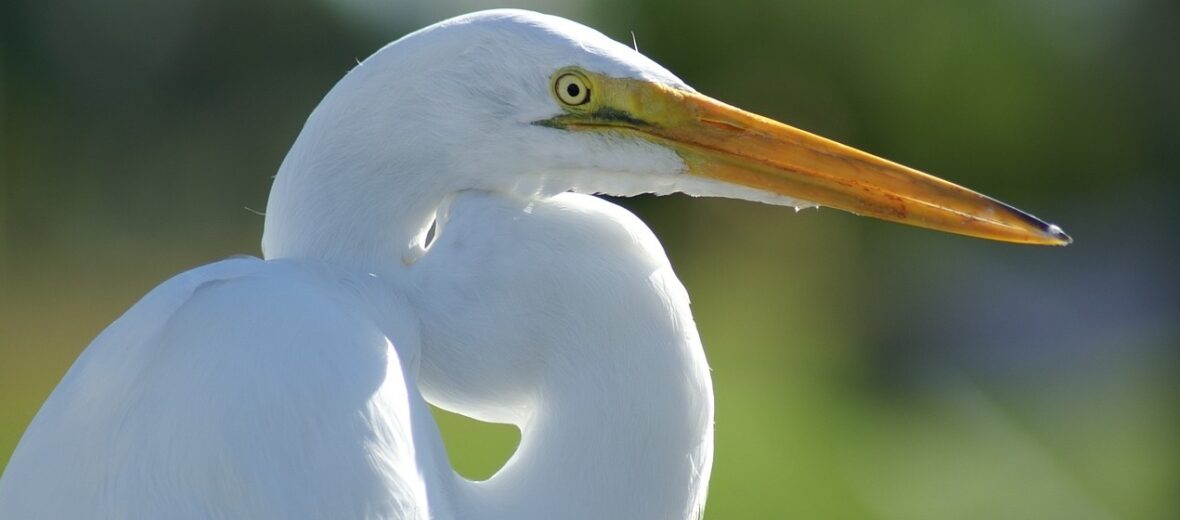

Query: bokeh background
[[2, 0, 1177, 518]]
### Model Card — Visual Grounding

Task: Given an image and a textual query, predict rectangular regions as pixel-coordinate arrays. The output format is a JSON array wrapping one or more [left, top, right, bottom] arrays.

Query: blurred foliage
[[2, 0, 1178, 518]]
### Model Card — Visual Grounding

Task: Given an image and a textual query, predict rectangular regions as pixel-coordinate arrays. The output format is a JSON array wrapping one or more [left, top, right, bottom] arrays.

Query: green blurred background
[[2, 0, 1177, 518]]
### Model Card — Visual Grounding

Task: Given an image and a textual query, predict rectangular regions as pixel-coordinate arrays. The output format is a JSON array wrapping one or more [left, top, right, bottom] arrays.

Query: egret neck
[[264, 158, 714, 518], [408, 192, 715, 519], [461, 327, 714, 520], [261, 148, 445, 276]]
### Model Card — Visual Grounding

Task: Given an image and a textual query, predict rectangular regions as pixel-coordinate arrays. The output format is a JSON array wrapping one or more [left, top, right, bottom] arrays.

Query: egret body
[[0, 10, 1068, 519]]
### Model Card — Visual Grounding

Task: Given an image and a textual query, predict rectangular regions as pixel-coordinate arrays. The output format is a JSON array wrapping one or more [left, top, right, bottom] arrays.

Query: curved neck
[[453, 293, 714, 519], [263, 146, 715, 518], [261, 147, 443, 276]]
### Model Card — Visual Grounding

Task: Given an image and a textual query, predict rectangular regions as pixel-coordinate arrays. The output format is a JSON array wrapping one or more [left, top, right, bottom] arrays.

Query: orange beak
[[543, 71, 1070, 246]]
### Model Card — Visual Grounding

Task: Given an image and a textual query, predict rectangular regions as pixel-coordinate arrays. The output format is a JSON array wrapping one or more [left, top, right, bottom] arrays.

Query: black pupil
[[565, 83, 581, 98]]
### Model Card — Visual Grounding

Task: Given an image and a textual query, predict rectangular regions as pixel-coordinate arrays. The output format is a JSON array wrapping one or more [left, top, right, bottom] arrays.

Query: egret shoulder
[[0, 258, 441, 519]]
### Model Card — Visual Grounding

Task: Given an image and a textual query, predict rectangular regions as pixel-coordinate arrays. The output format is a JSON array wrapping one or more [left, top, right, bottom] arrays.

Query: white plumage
[[0, 9, 1068, 519]]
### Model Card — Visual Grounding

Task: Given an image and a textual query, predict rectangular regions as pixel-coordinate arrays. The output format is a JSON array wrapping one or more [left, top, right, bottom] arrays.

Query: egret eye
[[554, 72, 591, 106]]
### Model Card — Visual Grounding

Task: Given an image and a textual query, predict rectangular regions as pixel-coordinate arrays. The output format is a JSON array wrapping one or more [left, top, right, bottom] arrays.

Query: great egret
[[0, 9, 1069, 519]]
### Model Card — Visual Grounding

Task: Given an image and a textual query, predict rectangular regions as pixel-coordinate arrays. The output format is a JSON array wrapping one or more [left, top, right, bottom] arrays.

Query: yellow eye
[[554, 72, 591, 106]]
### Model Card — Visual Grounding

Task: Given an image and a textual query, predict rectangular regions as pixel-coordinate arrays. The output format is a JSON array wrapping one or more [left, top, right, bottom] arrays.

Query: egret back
[[0, 258, 444, 519]]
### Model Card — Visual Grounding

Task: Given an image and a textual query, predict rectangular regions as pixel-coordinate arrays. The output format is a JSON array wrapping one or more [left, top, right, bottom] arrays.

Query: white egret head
[[264, 9, 1067, 272], [274, 10, 704, 206]]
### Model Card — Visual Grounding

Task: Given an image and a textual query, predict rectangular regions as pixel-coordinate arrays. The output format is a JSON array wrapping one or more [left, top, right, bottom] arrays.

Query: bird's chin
[[669, 173, 817, 209]]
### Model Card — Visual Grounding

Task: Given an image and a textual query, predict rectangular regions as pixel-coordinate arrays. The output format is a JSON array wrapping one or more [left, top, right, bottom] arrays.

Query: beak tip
[[1043, 223, 1072, 246]]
